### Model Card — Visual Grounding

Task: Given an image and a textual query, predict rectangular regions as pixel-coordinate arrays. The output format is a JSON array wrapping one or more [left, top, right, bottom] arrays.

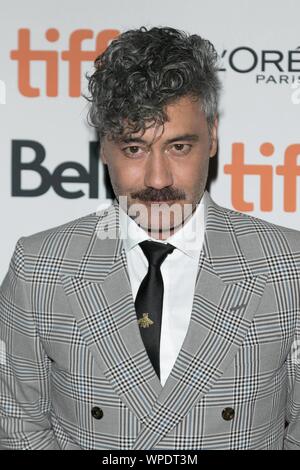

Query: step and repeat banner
[[0, 0, 299, 281]]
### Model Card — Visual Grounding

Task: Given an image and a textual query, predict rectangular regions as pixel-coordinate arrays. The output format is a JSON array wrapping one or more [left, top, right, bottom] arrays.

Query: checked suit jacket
[[1, 191, 300, 450]]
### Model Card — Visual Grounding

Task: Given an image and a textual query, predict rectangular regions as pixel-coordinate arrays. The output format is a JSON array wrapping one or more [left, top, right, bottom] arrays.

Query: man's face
[[100, 95, 218, 240]]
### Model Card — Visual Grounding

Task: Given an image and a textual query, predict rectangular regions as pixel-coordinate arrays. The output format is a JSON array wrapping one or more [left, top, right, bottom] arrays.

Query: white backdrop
[[1, 0, 300, 281]]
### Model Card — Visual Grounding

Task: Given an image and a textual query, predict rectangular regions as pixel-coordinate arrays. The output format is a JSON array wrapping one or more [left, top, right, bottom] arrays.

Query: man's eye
[[171, 144, 192, 153], [123, 146, 144, 156]]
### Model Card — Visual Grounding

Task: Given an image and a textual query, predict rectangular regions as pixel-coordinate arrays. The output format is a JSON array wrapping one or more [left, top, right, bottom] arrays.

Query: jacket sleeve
[[284, 299, 300, 450], [0, 237, 59, 449]]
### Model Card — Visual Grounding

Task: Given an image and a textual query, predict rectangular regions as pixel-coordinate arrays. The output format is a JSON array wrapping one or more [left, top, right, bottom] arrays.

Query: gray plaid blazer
[[1, 192, 300, 450]]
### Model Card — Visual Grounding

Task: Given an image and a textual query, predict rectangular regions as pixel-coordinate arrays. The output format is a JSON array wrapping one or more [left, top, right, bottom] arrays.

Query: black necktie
[[134, 240, 175, 379]]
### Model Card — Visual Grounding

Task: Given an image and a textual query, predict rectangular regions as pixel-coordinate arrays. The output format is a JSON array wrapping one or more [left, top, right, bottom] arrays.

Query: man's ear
[[209, 116, 218, 158]]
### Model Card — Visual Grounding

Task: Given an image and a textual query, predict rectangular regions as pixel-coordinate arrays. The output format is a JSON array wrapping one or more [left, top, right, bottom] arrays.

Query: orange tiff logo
[[224, 142, 300, 212], [10, 28, 120, 97]]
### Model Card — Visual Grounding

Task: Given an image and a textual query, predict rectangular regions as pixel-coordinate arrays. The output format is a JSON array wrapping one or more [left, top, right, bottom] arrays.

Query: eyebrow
[[119, 133, 200, 145]]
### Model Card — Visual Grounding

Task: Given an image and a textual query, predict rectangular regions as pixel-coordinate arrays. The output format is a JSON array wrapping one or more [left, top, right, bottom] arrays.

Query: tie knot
[[139, 240, 175, 267]]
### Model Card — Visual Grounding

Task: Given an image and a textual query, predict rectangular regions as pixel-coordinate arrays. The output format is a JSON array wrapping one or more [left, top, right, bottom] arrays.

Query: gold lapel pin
[[138, 313, 154, 328]]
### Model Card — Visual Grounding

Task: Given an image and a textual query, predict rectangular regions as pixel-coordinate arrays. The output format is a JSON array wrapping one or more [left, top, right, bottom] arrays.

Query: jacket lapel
[[60, 200, 163, 423]]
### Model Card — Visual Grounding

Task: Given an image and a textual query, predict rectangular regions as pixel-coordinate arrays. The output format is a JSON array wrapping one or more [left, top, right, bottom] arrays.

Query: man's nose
[[144, 150, 173, 190]]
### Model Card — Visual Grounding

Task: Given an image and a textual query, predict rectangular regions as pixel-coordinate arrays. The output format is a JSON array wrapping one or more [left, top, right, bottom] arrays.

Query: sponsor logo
[[10, 28, 120, 96], [11, 140, 103, 198], [224, 142, 300, 211], [219, 46, 300, 84]]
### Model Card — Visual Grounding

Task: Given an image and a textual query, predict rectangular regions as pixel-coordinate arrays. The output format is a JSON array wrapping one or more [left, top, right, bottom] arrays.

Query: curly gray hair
[[85, 26, 221, 141]]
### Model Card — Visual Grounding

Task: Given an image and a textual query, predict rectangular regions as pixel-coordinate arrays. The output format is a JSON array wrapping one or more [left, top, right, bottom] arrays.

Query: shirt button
[[91, 406, 104, 420], [222, 407, 235, 421]]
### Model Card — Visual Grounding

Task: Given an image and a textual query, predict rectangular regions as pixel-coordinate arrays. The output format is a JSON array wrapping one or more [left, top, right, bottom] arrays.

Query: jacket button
[[222, 407, 235, 421], [91, 406, 104, 420]]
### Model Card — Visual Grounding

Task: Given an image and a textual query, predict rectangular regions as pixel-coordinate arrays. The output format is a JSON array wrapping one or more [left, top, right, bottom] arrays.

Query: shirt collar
[[119, 191, 207, 260]]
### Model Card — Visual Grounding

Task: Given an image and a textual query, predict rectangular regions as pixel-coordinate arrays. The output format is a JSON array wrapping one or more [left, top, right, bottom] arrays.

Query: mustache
[[131, 187, 186, 202]]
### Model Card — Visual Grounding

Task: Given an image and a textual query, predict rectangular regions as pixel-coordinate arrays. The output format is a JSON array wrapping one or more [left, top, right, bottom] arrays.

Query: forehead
[[108, 95, 208, 145]]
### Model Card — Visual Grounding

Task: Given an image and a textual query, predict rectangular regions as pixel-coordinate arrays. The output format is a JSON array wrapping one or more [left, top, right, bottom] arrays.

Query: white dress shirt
[[118, 191, 206, 386]]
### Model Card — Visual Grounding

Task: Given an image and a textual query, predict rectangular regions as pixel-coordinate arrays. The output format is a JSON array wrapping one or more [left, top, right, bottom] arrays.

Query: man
[[0, 26, 300, 450]]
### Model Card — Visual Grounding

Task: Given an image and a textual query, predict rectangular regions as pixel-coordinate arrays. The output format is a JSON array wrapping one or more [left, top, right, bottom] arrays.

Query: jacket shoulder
[[18, 206, 111, 256], [223, 205, 300, 253]]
